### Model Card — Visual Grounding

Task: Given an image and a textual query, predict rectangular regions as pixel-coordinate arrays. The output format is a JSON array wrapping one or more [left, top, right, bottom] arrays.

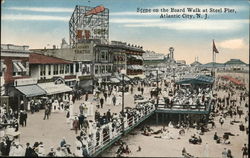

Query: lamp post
[[172, 66, 176, 95], [121, 72, 125, 133], [156, 70, 159, 110]]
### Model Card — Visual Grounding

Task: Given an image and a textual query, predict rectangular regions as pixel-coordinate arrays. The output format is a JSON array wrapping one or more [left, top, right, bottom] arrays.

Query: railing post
[[156, 112, 159, 125]]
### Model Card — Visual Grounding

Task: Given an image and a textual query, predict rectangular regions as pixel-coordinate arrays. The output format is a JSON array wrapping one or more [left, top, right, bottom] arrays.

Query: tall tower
[[169, 47, 174, 59], [69, 5, 109, 48]]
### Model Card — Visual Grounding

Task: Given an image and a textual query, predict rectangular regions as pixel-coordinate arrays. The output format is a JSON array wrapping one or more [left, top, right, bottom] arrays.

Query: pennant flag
[[213, 40, 219, 53]]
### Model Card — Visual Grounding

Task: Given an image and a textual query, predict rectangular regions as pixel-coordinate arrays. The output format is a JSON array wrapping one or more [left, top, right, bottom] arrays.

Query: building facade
[[0, 44, 30, 92]]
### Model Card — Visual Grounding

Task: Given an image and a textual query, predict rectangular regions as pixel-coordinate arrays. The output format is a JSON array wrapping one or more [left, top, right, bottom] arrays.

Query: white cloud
[[218, 38, 248, 49], [2, 14, 70, 21], [8, 7, 74, 13]]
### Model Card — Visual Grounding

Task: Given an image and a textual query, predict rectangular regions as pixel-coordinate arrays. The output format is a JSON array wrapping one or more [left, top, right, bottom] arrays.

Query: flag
[[213, 40, 219, 53]]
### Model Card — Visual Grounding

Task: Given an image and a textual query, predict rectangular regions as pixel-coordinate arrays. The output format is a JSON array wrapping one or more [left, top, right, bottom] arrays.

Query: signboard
[[75, 43, 92, 54], [78, 75, 92, 80], [14, 78, 37, 86], [69, 5, 109, 46]]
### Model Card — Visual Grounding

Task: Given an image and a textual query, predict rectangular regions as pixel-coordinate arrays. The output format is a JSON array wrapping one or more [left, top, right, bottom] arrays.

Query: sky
[[1, 0, 249, 64]]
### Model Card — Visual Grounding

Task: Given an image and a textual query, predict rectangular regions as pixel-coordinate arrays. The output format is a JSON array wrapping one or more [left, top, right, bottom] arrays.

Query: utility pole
[[156, 70, 159, 110], [122, 74, 125, 133]]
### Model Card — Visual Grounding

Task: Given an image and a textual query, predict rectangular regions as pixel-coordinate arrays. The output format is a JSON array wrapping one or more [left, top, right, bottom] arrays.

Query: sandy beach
[[101, 72, 249, 157]]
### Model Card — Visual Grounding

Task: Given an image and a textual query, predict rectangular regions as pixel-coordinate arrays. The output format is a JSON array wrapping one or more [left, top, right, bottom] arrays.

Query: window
[[95, 65, 98, 74], [65, 64, 69, 74], [101, 65, 105, 73], [101, 52, 105, 59], [105, 65, 108, 73], [59, 64, 64, 74], [98, 66, 101, 74], [54, 65, 58, 75], [76, 63, 79, 72], [107, 65, 111, 73], [70, 64, 74, 73], [0, 60, 5, 77], [105, 52, 108, 60], [48, 65, 51, 75], [40, 65, 46, 76]]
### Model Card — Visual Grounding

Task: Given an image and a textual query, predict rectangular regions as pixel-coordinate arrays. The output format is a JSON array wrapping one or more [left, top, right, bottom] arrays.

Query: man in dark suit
[[100, 98, 104, 108]]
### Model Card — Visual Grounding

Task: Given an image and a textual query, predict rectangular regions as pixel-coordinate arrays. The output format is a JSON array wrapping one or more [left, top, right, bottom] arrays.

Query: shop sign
[[78, 75, 92, 80], [14, 78, 37, 86]]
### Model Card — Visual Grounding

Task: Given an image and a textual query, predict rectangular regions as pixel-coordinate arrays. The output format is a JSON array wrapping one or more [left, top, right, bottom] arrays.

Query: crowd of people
[[69, 95, 155, 157], [0, 73, 249, 157]]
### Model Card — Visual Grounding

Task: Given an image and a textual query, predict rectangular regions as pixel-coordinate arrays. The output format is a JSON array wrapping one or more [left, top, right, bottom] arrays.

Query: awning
[[123, 75, 130, 81], [128, 74, 146, 79], [13, 62, 22, 72], [127, 65, 143, 70], [16, 62, 27, 71], [16, 85, 46, 97], [110, 77, 120, 83], [38, 82, 72, 95], [114, 73, 130, 81], [221, 76, 244, 85], [129, 55, 143, 60], [176, 75, 214, 85]]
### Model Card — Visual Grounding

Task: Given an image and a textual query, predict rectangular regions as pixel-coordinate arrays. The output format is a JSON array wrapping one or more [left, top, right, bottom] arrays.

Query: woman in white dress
[[69, 94, 73, 102], [87, 102, 93, 117], [107, 96, 112, 106], [203, 143, 209, 157], [124, 114, 128, 129], [168, 121, 174, 128], [108, 122, 113, 139], [69, 101, 74, 117], [27, 101, 31, 111], [54, 100, 59, 112], [83, 104, 88, 116]]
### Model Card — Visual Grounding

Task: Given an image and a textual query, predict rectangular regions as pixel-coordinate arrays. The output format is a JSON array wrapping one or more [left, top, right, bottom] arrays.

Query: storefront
[[78, 75, 93, 93]]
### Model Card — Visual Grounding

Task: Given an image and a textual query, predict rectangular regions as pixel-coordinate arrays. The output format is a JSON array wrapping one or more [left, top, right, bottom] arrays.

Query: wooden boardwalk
[[88, 102, 212, 157]]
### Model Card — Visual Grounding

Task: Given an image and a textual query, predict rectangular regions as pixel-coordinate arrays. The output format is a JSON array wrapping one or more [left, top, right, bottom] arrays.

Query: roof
[[176, 75, 214, 85], [29, 53, 72, 64], [200, 62, 225, 68], [224, 59, 247, 65], [190, 61, 202, 66]]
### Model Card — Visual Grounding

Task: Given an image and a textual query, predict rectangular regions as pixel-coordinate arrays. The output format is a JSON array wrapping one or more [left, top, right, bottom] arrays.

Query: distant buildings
[[224, 59, 248, 71], [190, 58, 249, 72]]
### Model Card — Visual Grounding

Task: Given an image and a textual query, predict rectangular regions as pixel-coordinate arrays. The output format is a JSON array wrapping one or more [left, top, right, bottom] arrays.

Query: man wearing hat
[[25, 143, 34, 157], [47, 147, 55, 157]]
